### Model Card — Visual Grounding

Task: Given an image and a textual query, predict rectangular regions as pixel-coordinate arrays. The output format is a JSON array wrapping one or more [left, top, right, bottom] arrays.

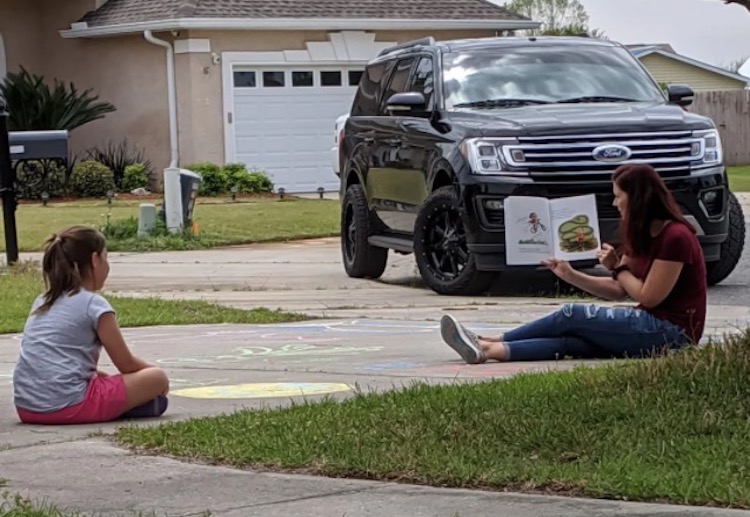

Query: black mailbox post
[[0, 100, 18, 265]]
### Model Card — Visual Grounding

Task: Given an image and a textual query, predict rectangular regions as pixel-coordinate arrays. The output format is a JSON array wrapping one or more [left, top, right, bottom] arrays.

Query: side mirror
[[666, 84, 694, 107], [386, 92, 427, 116]]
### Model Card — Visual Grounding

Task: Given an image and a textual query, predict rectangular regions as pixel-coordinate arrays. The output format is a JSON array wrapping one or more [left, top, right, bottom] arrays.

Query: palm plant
[[0, 66, 116, 131]]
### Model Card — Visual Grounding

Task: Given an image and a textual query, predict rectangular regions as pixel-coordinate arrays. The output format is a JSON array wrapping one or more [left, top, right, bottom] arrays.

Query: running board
[[368, 235, 414, 253]]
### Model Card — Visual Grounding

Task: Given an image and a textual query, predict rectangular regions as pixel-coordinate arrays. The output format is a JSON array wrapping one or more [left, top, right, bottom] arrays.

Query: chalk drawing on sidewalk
[[172, 382, 352, 400], [157, 343, 383, 365]]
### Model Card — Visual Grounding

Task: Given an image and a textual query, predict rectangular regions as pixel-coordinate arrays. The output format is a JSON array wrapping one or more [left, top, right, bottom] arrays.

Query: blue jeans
[[503, 303, 690, 362]]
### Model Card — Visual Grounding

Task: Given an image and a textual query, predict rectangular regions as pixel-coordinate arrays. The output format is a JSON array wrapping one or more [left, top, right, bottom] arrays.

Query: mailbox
[[9, 130, 69, 161]]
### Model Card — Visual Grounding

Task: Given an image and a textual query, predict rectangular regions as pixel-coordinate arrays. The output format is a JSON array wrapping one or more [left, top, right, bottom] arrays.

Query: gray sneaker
[[440, 314, 486, 364]]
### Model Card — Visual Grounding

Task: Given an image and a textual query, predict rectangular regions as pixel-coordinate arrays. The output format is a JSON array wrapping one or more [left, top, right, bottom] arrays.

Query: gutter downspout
[[144, 30, 178, 168]]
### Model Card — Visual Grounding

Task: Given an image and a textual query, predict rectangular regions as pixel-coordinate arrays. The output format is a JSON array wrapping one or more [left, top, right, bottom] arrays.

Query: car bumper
[[459, 168, 730, 271]]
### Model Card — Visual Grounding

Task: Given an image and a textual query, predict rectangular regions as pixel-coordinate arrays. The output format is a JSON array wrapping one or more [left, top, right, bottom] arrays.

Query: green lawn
[[729, 166, 750, 192], [0, 196, 340, 253], [0, 267, 308, 334], [117, 331, 750, 508]]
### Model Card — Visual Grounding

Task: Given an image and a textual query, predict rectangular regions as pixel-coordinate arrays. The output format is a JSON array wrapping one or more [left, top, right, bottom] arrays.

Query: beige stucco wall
[[2, 12, 495, 176], [1, 0, 171, 178], [0, 0, 46, 78], [640, 53, 747, 92], [175, 29, 496, 166]]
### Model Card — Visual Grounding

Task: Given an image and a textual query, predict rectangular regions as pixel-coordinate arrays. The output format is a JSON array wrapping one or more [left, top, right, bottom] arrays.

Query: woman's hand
[[597, 243, 619, 270], [541, 258, 573, 281]]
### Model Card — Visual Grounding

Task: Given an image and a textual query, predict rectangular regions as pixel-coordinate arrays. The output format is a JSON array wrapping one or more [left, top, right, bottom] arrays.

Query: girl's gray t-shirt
[[13, 290, 115, 412]]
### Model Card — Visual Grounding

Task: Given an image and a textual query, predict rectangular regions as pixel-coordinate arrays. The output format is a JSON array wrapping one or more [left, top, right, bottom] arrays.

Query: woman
[[441, 163, 707, 364]]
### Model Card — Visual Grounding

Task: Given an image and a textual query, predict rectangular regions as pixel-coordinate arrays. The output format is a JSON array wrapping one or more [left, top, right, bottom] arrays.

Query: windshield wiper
[[557, 96, 641, 104], [454, 98, 550, 108]]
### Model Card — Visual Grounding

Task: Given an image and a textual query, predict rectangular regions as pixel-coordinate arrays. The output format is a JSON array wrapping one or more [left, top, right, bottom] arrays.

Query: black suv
[[337, 36, 746, 295]]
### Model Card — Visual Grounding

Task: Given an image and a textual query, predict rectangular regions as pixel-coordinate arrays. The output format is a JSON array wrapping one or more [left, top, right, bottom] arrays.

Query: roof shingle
[[81, 0, 530, 27]]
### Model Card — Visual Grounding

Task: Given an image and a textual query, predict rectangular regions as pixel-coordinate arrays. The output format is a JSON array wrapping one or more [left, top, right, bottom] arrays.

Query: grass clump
[[0, 197, 339, 253], [0, 265, 308, 334], [117, 331, 750, 508]]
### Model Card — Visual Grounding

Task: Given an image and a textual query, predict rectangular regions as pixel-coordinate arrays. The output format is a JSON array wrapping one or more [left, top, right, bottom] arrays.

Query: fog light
[[702, 190, 718, 203], [484, 199, 504, 210]]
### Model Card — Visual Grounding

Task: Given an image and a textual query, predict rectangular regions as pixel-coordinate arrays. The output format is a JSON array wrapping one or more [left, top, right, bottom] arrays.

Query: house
[[0, 0, 538, 193], [627, 44, 750, 92]]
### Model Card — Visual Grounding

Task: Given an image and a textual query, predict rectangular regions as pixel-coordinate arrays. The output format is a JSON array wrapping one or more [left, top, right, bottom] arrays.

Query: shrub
[[224, 163, 275, 195], [69, 160, 116, 198], [121, 163, 150, 192], [185, 162, 228, 196], [84, 140, 152, 188], [13, 159, 67, 199], [0, 66, 116, 131]]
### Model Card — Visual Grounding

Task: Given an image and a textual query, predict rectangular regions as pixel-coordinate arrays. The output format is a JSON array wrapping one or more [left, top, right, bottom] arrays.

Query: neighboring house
[[0, 0, 538, 193], [627, 44, 750, 92]]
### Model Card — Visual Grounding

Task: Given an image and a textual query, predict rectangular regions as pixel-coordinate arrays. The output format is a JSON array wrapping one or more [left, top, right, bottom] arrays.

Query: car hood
[[446, 102, 713, 137]]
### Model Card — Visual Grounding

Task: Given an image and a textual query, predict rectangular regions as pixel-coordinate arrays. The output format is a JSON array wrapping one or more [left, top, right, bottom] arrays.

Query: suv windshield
[[442, 45, 665, 109]]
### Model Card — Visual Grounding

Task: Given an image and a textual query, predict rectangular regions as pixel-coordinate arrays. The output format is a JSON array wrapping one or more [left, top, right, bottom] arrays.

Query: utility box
[[162, 167, 202, 233], [180, 169, 201, 227], [9, 130, 69, 161]]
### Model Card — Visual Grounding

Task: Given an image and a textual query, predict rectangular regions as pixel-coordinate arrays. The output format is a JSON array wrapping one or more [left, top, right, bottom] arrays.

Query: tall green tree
[[505, 0, 604, 36]]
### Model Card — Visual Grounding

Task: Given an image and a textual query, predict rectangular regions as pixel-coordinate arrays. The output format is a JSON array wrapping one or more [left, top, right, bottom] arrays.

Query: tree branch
[[723, 0, 750, 12]]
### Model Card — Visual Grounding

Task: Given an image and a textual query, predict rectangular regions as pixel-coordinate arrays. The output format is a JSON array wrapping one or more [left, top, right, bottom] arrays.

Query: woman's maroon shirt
[[628, 221, 707, 343]]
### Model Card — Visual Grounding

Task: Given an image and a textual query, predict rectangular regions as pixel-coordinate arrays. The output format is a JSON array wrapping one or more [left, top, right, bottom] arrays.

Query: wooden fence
[[691, 90, 750, 166]]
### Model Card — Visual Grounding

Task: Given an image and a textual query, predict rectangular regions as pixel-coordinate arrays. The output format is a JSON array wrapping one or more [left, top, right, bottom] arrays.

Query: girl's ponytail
[[34, 226, 106, 314]]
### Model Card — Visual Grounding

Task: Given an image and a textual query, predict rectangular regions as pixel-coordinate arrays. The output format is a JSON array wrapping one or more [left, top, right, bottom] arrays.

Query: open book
[[504, 194, 602, 265]]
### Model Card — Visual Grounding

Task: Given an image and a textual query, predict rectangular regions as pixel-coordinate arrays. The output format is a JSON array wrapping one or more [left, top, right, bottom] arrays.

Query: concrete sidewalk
[[4, 440, 749, 517]]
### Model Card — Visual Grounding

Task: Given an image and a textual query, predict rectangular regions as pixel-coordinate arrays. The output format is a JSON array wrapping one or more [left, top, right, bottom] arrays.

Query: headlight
[[692, 129, 723, 167], [459, 138, 526, 176]]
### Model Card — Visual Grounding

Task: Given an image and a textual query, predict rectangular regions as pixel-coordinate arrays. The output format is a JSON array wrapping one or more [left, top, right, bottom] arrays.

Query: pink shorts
[[16, 374, 128, 425]]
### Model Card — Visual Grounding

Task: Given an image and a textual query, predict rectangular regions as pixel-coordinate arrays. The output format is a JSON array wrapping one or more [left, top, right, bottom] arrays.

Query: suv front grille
[[504, 131, 701, 180]]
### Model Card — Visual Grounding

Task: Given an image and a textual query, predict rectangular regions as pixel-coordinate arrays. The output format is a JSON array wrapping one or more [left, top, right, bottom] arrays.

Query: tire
[[706, 192, 746, 286], [340, 184, 388, 279], [414, 186, 496, 295]]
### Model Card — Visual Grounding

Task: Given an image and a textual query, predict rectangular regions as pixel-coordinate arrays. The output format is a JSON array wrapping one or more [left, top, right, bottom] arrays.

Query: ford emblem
[[592, 144, 632, 162]]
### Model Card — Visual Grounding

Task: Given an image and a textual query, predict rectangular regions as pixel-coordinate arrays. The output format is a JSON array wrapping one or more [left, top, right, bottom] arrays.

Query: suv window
[[442, 46, 665, 108], [350, 61, 388, 116], [378, 58, 417, 114], [410, 57, 435, 110]]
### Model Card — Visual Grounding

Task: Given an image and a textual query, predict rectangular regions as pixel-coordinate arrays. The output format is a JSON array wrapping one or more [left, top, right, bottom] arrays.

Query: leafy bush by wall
[[69, 161, 116, 198]]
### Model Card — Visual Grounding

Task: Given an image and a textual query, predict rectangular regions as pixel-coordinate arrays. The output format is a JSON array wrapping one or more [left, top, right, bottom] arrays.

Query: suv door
[[397, 55, 439, 233], [366, 56, 418, 232]]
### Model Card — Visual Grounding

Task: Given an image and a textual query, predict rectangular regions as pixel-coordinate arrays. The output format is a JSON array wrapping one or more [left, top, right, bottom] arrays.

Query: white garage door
[[230, 66, 363, 193]]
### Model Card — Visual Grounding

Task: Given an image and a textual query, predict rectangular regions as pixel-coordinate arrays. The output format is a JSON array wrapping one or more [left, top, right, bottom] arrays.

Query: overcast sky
[[579, 0, 750, 72], [495, 0, 750, 74]]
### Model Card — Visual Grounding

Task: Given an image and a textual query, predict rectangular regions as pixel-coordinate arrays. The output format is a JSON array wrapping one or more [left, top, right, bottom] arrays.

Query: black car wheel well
[[432, 169, 455, 192]]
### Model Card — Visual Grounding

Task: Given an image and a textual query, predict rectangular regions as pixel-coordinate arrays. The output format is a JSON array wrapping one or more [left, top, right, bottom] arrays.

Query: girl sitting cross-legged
[[13, 225, 169, 425]]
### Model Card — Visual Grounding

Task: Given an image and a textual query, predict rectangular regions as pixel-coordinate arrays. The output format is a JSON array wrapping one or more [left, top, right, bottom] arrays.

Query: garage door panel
[[231, 66, 359, 192]]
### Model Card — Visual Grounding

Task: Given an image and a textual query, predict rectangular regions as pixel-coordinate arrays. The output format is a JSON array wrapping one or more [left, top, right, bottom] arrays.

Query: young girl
[[441, 163, 707, 363], [13, 225, 170, 425]]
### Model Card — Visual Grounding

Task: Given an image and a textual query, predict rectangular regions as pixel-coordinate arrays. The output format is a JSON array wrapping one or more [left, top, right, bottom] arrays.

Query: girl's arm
[[97, 313, 153, 374]]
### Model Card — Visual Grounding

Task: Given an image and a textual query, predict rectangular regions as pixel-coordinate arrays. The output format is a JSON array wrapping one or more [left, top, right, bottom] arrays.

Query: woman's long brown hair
[[34, 226, 106, 314], [612, 164, 694, 257]]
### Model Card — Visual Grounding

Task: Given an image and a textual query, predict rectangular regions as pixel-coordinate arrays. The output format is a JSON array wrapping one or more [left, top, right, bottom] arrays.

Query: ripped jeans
[[503, 303, 690, 362]]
